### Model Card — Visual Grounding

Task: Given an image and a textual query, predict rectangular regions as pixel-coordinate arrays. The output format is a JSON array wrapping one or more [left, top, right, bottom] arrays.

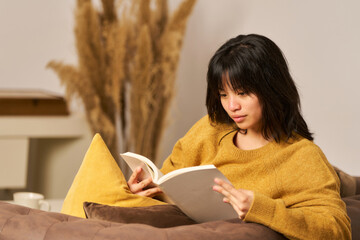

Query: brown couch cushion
[[0, 201, 287, 240], [343, 195, 360, 240], [333, 166, 357, 197], [83, 202, 196, 228], [355, 176, 360, 195]]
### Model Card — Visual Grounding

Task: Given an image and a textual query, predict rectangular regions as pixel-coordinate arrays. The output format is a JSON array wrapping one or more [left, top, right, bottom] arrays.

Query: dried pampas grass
[[47, 0, 196, 167]]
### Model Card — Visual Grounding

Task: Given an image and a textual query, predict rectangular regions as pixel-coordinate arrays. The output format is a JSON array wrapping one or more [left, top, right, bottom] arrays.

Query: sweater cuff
[[244, 192, 276, 225]]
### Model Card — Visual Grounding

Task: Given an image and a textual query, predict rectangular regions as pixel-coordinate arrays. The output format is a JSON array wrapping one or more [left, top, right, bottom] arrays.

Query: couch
[[1, 134, 359, 239], [0, 173, 359, 240]]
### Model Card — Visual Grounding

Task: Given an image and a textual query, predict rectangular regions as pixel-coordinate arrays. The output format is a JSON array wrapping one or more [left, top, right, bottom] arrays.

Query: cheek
[[254, 107, 263, 121], [220, 99, 228, 112], [250, 101, 263, 120]]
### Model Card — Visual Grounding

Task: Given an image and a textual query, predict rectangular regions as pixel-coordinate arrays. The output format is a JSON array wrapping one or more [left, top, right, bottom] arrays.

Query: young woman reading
[[127, 34, 351, 239]]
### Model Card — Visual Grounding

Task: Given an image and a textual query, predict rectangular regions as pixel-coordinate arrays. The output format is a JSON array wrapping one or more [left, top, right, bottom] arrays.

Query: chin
[[235, 123, 247, 129]]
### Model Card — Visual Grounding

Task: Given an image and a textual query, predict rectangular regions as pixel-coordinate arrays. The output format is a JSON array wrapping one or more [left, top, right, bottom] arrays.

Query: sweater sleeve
[[244, 145, 352, 240], [160, 115, 229, 175], [160, 138, 187, 174]]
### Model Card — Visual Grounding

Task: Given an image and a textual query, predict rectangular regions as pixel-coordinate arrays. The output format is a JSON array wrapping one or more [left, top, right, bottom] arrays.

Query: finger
[[128, 167, 142, 185], [225, 190, 254, 219], [223, 197, 230, 203], [214, 178, 238, 195], [214, 179, 254, 220], [228, 200, 244, 218], [214, 185, 241, 208], [226, 194, 247, 212], [213, 180, 252, 217], [213, 180, 238, 200], [214, 179, 248, 203], [139, 177, 154, 189], [220, 191, 245, 219], [130, 177, 153, 193], [216, 187, 241, 208], [138, 187, 163, 198]]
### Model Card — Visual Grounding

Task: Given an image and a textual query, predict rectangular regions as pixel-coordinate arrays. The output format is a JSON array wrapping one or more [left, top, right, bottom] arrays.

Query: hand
[[213, 178, 254, 220], [127, 167, 162, 198]]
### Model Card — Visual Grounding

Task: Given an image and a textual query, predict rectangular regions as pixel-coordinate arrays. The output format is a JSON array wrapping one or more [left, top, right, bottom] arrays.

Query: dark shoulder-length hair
[[206, 34, 313, 142]]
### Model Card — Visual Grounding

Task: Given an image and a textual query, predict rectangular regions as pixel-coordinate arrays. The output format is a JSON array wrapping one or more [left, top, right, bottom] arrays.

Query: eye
[[237, 91, 247, 96], [218, 89, 227, 97], [219, 93, 227, 98]]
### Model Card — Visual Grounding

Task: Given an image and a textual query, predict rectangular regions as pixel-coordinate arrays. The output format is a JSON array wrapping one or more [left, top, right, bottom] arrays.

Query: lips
[[232, 115, 246, 123]]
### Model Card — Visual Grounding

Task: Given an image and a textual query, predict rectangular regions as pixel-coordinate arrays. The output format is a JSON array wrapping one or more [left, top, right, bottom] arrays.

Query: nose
[[228, 95, 241, 112]]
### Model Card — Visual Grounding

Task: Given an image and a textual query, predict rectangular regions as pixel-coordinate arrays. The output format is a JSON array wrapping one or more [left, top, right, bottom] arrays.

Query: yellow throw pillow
[[61, 133, 165, 218]]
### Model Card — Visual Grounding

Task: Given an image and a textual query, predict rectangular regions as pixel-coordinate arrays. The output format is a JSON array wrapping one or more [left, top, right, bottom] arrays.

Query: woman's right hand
[[127, 167, 162, 198]]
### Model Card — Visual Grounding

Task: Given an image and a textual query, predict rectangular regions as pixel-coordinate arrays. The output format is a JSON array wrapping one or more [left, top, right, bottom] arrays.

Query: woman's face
[[219, 83, 263, 133]]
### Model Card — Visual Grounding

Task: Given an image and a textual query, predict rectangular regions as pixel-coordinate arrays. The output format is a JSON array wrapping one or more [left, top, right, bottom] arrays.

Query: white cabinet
[[0, 138, 29, 188], [0, 115, 87, 189]]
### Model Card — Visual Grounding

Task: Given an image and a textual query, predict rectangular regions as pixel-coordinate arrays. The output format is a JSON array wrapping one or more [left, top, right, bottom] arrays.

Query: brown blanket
[[1, 196, 359, 240], [0, 201, 285, 240]]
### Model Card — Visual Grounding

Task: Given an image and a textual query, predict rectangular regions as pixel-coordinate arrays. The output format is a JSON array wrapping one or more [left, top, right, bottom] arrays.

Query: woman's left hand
[[213, 178, 254, 220]]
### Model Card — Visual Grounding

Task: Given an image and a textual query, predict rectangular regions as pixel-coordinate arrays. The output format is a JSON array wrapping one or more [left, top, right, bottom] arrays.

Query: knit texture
[[161, 115, 351, 240]]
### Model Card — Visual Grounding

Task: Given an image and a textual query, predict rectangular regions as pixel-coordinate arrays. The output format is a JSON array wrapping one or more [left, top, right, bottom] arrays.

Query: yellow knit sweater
[[160, 115, 351, 240]]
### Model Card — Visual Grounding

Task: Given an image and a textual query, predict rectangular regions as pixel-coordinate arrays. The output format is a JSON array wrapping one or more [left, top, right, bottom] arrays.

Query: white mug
[[13, 192, 50, 211]]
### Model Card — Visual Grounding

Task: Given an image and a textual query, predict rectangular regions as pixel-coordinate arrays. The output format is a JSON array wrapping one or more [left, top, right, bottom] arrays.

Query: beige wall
[[0, 0, 359, 198], [164, 0, 360, 176]]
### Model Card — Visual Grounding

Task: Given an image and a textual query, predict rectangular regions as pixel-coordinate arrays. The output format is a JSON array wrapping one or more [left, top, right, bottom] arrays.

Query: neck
[[234, 129, 270, 150]]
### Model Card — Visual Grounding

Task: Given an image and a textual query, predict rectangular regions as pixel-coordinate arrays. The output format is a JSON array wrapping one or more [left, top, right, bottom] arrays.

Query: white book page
[[120, 152, 163, 182]]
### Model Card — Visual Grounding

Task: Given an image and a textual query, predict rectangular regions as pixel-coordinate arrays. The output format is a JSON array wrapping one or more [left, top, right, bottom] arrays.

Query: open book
[[120, 152, 238, 223]]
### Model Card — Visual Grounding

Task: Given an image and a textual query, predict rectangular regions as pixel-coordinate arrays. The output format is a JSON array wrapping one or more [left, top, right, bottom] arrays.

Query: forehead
[[219, 72, 244, 91]]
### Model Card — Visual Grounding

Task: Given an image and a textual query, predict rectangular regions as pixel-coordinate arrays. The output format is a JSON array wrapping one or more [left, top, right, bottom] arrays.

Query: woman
[[128, 34, 351, 239]]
